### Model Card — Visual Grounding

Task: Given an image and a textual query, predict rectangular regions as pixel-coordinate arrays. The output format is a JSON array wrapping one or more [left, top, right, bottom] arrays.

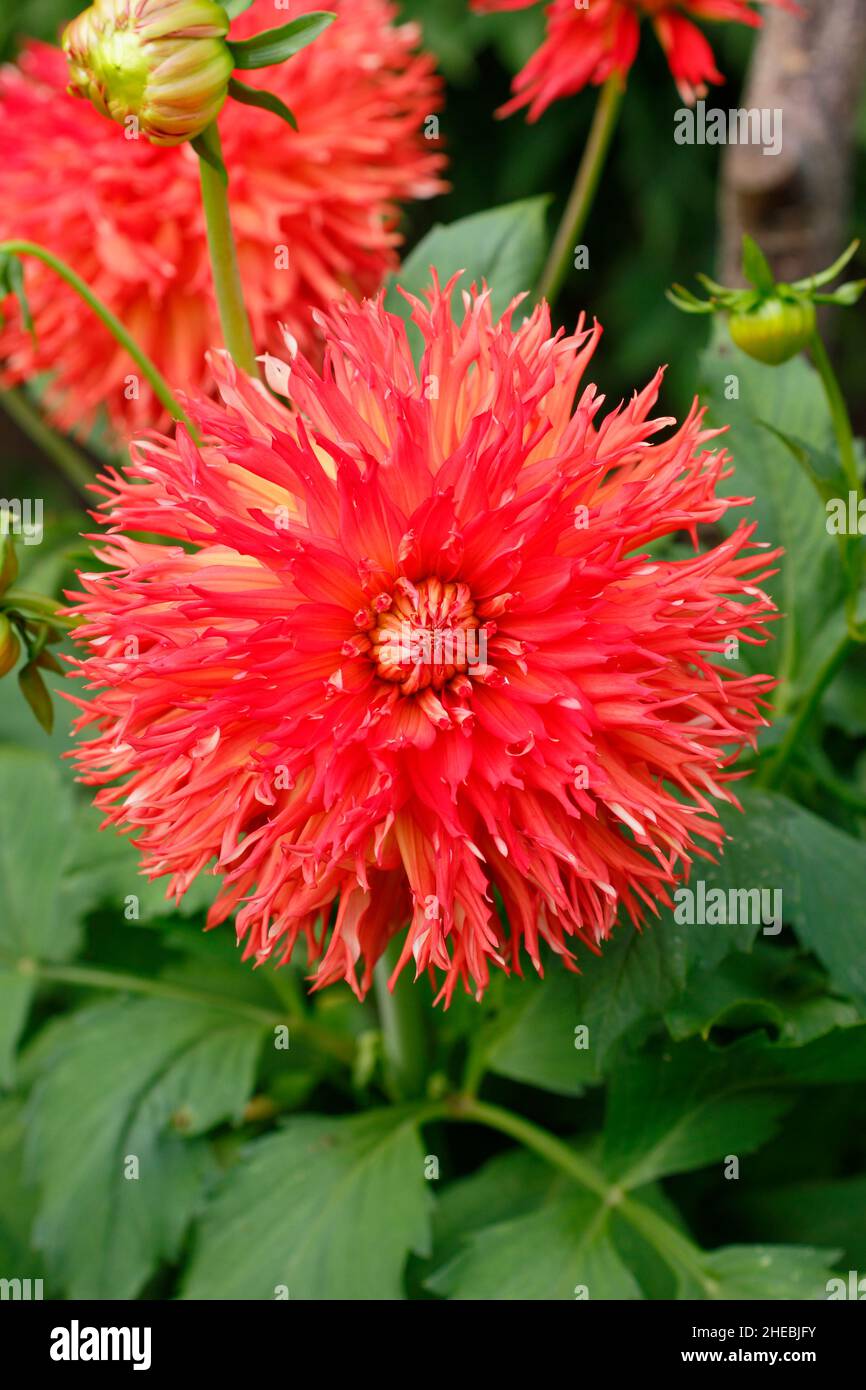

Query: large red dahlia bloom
[[0, 0, 444, 435], [473, 0, 793, 118], [69, 278, 778, 1003]]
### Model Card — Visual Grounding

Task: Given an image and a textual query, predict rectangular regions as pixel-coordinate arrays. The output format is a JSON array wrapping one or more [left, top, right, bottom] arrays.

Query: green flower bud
[[63, 0, 234, 146], [0, 615, 21, 678], [728, 295, 817, 367], [668, 235, 865, 368]]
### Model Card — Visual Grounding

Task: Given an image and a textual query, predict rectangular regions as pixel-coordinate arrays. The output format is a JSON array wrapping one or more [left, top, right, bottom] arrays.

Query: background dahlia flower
[[0, 0, 445, 435], [473, 0, 793, 118], [69, 277, 778, 1004]]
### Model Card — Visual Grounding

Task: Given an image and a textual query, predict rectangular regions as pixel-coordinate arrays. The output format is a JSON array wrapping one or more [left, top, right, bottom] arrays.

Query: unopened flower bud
[[63, 0, 233, 146], [728, 295, 816, 367], [0, 614, 21, 678]]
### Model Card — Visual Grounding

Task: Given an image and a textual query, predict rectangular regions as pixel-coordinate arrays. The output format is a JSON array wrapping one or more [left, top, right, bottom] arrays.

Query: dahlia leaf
[[427, 1195, 643, 1300], [756, 420, 847, 505], [228, 13, 336, 70], [735, 793, 866, 1009], [736, 1175, 866, 1270], [223, 0, 255, 16], [664, 947, 859, 1048], [182, 1109, 432, 1299], [683, 1244, 841, 1300], [25, 997, 263, 1299], [486, 844, 760, 1095], [701, 327, 847, 680], [602, 1042, 792, 1189], [385, 198, 550, 345], [0, 1101, 46, 1282], [227, 78, 297, 129], [0, 749, 80, 964]]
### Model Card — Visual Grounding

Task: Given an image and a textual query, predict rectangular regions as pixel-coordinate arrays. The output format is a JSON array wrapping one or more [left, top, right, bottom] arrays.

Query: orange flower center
[[367, 577, 483, 695]]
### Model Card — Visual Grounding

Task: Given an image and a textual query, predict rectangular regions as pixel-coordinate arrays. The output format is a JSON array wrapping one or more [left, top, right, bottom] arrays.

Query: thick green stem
[[536, 76, 625, 308], [196, 124, 259, 377], [0, 387, 93, 498], [0, 241, 198, 437], [23, 959, 354, 1065], [374, 939, 430, 1100]]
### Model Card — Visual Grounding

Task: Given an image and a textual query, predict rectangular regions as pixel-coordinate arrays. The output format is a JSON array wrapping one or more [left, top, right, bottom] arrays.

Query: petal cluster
[[473, 0, 792, 118], [69, 277, 778, 1003], [0, 0, 445, 434]]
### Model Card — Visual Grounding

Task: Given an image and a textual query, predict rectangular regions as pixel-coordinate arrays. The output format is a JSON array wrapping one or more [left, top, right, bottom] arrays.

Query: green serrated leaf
[[603, 1043, 792, 1188], [664, 948, 859, 1047], [429, 1194, 643, 1300], [182, 1108, 431, 1299], [692, 1244, 840, 1300], [228, 12, 335, 70], [227, 77, 296, 128], [25, 997, 263, 1298]]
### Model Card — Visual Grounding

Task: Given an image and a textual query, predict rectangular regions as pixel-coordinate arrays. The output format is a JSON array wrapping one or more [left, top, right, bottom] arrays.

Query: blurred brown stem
[[719, 0, 866, 287]]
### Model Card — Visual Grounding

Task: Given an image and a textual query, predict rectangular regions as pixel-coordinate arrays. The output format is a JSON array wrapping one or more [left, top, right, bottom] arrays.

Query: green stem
[[758, 630, 853, 789], [431, 1095, 717, 1294], [24, 959, 354, 1065], [374, 939, 430, 1100], [450, 1096, 608, 1198], [536, 76, 625, 308], [196, 124, 259, 377], [0, 241, 198, 438], [0, 387, 93, 498]]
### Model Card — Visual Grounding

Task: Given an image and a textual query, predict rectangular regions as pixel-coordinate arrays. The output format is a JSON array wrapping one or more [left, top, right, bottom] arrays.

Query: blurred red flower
[[473, 0, 794, 118], [69, 277, 778, 1004], [0, 0, 445, 434]]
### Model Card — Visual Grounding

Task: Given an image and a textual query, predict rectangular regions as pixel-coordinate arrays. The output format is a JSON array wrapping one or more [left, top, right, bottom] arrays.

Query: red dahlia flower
[[69, 278, 778, 1003], [473, 0, 793, 118], [0, 0, 444, 435]]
